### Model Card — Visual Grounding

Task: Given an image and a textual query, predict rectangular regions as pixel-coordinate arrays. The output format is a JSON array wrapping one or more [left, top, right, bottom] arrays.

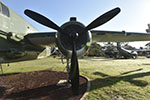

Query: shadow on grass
[[142, 63, 150, 66], [120, 68, 143, 75], [90, 71, 150, 91], [93, 72, 109, 77]]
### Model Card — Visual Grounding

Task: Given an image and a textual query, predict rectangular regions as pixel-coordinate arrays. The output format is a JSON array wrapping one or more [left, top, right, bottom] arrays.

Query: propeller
[[24, 9, 65, 35], [82, 7, 120, 33], [69, 40, 79, 95], [24, 7, 121, 95]]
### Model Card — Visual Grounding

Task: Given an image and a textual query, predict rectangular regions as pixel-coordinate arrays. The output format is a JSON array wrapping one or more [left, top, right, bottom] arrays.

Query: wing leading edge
[[91, 30, 150, 42]]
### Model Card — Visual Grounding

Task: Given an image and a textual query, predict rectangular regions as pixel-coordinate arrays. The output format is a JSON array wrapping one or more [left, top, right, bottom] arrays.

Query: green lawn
[[1, 56, 150, 100]]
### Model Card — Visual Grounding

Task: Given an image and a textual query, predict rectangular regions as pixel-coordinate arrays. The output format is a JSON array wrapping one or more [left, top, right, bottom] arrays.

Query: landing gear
[[57, 57, 79, 95], [60, 57, 70, 82], [57, 59, 71, 87], [66, 59, 70, 82]]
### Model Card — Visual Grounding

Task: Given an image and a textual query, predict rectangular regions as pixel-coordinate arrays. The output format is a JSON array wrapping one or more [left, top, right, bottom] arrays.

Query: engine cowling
[[56, 18, 92, 58]]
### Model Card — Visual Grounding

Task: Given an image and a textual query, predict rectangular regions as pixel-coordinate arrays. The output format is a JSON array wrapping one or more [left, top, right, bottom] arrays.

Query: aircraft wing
[[24, 32, 56, 47], [24, 30, 150, 48], [91, 30, 150, 42]]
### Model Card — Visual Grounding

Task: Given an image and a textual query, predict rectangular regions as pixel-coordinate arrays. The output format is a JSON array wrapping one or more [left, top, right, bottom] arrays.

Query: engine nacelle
[[56, 17, 92, 58], [5, 48, 25, 59]]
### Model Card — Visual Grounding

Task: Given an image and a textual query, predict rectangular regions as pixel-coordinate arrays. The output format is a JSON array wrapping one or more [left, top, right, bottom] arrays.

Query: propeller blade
[[85, 7, 121, 31], [69, 41, 79, 95], [24, 9, 63, 33]]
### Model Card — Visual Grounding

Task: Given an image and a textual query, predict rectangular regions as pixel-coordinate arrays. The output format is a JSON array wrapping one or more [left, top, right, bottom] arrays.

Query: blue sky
[[1, 0, 150, 48]]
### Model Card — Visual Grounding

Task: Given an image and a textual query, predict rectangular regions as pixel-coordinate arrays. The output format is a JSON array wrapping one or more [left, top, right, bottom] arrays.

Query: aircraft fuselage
[[0, 2, 45, 63]]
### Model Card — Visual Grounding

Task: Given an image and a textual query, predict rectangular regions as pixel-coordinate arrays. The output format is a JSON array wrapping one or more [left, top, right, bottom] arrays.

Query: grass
[[1, 56, 150, 100]]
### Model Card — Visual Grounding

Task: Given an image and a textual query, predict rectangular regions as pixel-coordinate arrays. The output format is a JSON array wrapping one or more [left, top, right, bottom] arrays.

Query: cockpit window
[[1, 3, 10, 17]]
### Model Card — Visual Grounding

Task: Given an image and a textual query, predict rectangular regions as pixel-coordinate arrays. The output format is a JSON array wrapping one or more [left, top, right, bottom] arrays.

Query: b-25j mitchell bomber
[[1, 1, 150, 95], [116, 42, 138, 59]]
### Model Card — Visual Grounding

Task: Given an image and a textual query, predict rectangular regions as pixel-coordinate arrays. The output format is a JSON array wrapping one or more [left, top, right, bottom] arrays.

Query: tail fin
[[146, 24, 150, 32]]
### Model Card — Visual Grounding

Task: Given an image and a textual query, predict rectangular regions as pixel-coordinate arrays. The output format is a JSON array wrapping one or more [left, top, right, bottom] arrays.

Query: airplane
[[103, 43, 119, 58], [1, 1, 150, 95], [146, 24, 150, 33], [103, 42, 137, 59], [116, 42, 138, 59]]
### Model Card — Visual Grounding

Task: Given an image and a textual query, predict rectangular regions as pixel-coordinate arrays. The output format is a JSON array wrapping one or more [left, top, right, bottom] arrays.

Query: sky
[[1, 0, 150, 48]]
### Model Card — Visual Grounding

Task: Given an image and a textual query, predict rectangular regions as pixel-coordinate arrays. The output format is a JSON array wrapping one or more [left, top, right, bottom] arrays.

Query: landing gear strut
[[66, 59, 70, 81], [57, 58, 71, 86]]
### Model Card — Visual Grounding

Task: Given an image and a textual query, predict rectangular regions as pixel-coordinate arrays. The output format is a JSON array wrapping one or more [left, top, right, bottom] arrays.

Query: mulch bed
[[0, 70, 88, 100]]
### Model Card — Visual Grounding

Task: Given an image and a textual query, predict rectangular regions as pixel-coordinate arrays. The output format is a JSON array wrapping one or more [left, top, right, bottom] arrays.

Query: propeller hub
[[69, 32, 79, 39], [56, 20, 92, 58], [59, 21, 87, 50]]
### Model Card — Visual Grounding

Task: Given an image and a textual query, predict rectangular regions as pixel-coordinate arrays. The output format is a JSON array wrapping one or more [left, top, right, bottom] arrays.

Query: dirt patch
[[0, 70, 88, 100]]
